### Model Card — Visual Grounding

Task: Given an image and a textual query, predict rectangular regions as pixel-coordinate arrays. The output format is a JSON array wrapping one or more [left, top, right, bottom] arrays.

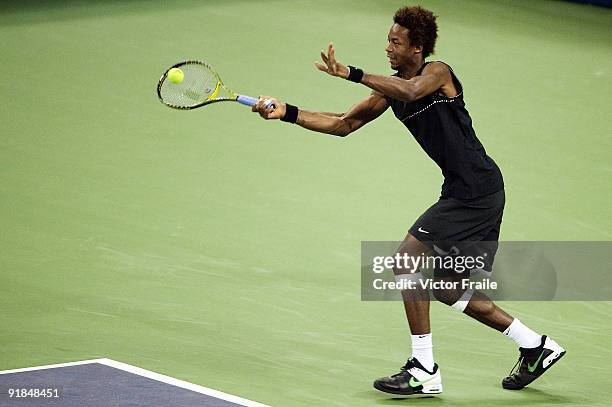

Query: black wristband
[[346, 65, 364, 83], [281, 103, 298, 124]]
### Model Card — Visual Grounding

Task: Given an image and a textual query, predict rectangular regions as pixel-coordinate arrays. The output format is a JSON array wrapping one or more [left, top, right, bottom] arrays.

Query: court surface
[[1, 1, 611, 406], [0, 359, 268, 406]]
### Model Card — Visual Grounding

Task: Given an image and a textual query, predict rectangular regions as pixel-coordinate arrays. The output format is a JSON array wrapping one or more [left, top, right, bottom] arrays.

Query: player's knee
[[469, 297, 496, 316], [431, 286, 462, 305], [431, 277, 476, 312]]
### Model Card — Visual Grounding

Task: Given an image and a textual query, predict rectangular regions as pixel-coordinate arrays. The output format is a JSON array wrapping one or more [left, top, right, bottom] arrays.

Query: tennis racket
[[157, 60, 272, 110]]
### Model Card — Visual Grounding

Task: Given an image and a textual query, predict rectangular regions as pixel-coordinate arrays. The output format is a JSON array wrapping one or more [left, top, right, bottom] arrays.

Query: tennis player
[[252, 5, 565, 397]]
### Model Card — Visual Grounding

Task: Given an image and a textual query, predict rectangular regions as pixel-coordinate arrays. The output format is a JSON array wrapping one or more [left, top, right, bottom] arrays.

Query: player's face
[[386, 23, 422, 70]]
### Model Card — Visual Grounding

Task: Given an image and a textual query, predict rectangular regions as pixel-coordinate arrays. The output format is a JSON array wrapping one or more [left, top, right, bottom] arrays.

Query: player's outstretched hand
[[315, 43, 349, 79], [252, 96, 285, 120]]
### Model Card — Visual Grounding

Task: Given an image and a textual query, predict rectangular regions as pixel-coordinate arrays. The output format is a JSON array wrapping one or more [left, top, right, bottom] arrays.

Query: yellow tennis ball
[[167, 68, 184, 84]]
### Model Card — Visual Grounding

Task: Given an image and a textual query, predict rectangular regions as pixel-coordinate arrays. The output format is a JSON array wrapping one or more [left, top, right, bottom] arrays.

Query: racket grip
[[237, 95, 274, 108], [237, 95, 258, 106]]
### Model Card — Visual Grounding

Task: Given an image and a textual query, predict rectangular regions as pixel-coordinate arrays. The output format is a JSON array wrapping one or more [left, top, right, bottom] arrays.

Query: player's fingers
[[328, 47, 338, 73], [330, 48, 339, 70], [263, 99, 275, 113], [256, 97, 272, 118], [328, 43, 335, 63], [258, 109, 268, 119], [255, 96, 269, 111], [321, 52, 332, 70], [315, 61, 328, 72]]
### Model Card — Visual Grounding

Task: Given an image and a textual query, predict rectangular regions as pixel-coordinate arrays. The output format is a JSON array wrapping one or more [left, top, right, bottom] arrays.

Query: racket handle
[[237, 95, 274, 109], [237, 95, 258, 106]]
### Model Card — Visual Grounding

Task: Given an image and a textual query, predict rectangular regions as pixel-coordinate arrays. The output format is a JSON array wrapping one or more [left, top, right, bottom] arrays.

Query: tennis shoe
[[373, 357, 442, 397], [502, 335, 566, 390]]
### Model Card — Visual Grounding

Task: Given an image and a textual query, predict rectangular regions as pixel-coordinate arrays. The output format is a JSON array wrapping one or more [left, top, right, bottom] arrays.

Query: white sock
[[411, 333, 434, 372], [503, 318, 541, 349]]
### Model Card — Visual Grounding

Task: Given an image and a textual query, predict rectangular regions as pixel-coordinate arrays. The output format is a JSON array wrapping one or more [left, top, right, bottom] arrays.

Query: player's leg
[[396, 234, 432, 335], [432, 219, 565, 390], [373, 233, 443, 397], [461, 218, 511, 330], [431, 273, 514, 331], [441, 284, 565, 390], [474, 223, 564, 389], [425, 199, 514, 332]]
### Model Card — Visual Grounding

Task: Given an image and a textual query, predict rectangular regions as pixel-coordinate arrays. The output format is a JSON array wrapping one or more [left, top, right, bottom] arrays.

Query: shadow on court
[[367, 386, 578, 405]]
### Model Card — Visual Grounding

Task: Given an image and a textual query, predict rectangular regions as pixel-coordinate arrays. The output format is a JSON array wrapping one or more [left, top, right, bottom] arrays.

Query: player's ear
[[413, 44, 423, 54]]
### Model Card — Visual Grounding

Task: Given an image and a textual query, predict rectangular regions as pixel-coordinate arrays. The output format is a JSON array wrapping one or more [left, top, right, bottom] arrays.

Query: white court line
[[0, 358, 270, 407], [0, 358, 106, 375]]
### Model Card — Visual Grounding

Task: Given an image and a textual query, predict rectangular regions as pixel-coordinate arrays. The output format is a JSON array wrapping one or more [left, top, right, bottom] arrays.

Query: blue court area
[[0, 360, 268, 407]]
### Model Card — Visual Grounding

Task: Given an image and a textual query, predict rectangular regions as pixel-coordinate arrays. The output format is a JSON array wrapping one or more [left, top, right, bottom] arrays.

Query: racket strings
[[159, 63, 220, 108]]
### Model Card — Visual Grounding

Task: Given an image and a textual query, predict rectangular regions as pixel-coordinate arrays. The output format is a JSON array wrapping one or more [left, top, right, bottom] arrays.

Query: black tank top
[[385, 61, 504, 199]]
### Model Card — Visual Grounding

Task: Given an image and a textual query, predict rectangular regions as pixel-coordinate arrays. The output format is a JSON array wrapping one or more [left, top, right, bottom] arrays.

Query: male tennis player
[[252, 6, 565, 397]]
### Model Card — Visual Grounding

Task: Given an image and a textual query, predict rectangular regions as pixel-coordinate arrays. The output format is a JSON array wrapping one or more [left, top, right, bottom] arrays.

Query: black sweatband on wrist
[[281, 103, 298, 124], [346, 65, 364, 83]]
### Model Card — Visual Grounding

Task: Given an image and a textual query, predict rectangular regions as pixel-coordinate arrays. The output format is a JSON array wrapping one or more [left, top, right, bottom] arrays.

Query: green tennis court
[[1, 0, 611, 406]]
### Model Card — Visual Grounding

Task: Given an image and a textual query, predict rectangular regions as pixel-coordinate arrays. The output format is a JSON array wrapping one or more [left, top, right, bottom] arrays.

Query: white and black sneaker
[[373, 358, 442, 397], [502, 335, 566, 390]]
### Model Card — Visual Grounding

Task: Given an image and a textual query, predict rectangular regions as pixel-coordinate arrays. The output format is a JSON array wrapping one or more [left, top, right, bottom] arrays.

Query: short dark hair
[[393, 6, 438, 58]]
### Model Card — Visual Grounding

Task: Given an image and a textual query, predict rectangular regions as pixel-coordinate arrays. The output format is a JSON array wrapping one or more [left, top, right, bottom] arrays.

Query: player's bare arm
[[315, 42, 456, 101], [251, 91, 388, 137], [361, 62, 457, 100]]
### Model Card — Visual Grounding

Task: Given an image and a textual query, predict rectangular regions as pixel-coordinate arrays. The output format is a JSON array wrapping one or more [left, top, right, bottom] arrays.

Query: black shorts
[[409, 189, 505, 276]]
